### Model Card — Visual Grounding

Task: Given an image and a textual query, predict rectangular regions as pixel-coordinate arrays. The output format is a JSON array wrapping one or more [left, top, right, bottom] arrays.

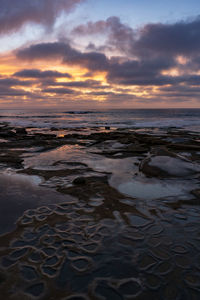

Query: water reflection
[[0, 171, 76, 234]]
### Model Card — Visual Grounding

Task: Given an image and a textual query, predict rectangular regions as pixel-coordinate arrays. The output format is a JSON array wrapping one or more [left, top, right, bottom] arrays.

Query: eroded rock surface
[[0, 124, 200, 299]]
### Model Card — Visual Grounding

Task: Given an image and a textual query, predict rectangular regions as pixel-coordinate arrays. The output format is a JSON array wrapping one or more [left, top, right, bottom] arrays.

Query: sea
[[0, 108, 200, 131]]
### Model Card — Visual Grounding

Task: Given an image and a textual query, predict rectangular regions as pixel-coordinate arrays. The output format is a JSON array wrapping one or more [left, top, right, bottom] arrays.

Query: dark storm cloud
[[0, 78, 23, 87], [0, 0, 83, 34], [106, 58, 175, 86], [190, 56, 200, 68], [73, 16, 200, 58], [86, 91, 136, 102], [158, 91, 200, 98], [134, 17, 200, 57], [51, 79, 102, 88], [16, 42, 109, 71], [42, 87, 76, 94], [16, 41, 177, 86], [16, 42, 70, 60], [0, 76, 40, 99], [160, 84, 200, 98], [0, 87, 31, 96], [14, 69, 71, 78], [87, 91, 115, 96], [177, 75, 200, 85], [0, 78, 33, 87], [15, 15, 200, 92], [16, 41, 173, 76], [63, 51, 109, 71]]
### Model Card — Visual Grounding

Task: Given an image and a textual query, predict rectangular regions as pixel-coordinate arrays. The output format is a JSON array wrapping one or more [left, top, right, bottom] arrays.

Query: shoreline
[[0, 123, 200, 299], [1, 108, 200, 133]]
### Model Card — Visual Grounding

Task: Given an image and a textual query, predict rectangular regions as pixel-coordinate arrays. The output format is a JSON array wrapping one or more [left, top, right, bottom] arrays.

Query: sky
[[0, 0, 200, 109]]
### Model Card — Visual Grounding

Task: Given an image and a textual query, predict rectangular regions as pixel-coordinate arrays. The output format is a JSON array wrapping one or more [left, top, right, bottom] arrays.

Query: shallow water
[[0, 171, 76, 234], [1, 108, 200, 131], [116, 177, 196, 200], [22, 141, 199, 204], [0, 125, 200, 299], [23, 144, 86, 169]]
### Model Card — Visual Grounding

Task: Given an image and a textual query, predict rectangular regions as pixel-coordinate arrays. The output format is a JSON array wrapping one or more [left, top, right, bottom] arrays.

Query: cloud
[[0, 0, 83, 34], [14, 69, 71, 78], [87, 91, 115, 96], [106, 57, 176, 86], [14, 41, 186, 87], [16, 41, 174, 84], [0, 78, 33, 87], [16, 42, 68, 59], [49, 79, 102, 88], [42, 87, 76, 94], [16, 15, 200, 89], [73, 16, 200, 59], [13, 37, 200, 90], [4, 15, 200, 107], [0, 86, 31, 96], [16, 42, 109, 71], [72, 16, 135, 55], [133, 17, 200, 58]]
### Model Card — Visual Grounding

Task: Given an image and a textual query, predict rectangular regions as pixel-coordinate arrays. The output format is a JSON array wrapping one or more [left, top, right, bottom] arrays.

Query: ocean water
[[0, 108, 200, 131]]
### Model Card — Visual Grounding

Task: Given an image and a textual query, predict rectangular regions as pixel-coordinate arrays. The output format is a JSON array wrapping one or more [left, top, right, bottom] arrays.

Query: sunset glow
[[0, 0, 200, 108]]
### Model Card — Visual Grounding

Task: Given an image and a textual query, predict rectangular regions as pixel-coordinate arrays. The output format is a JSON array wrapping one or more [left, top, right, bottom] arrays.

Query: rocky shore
[[0, 123, 200, 299]]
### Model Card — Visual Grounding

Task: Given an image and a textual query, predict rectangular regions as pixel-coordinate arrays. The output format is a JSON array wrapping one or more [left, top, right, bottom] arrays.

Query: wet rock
[[71, 256, 93, 273], [41, 265, 57, 278], [1, 256, 17, 268], [20, 265, 38, 281], [0, 272, 6, 286], [42, 247, 56, 256], [123, 231, 145, 241], [44, 255, 59, 266], [0, 127, 200, 299], [147, 224, 164, 235], [162, 284, 180, 300], [125, 213, 151, 228], [140, 159, 168, 178], [171, 245, 188, 254], [92, 279, 122, 300], [25, 282, 45, 297], [191, 189, 200, 199], [147, 237, 161, 248], [29, 251, 42, 263], [145, 273, 161, 290], [16, 127, 27, 135], [9, 247, 29, 260], [184, 272, 200, 288], [138, 253, 157, 270], [81, 242, 99, 253], [140, 148, 200, 178], [154, 261, 174, 275], [118, 278, 142, 297], [185, 223, 198, 233], [73, 177, 86, 185], [169, 143, 200, 151], [64, 295, 89, 300], [0, 130, 16, 138], [174, 255, 191, 269], [150, 246, 170, 260], [0, 153, 23, 168], [50, 127, 59, 131]]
